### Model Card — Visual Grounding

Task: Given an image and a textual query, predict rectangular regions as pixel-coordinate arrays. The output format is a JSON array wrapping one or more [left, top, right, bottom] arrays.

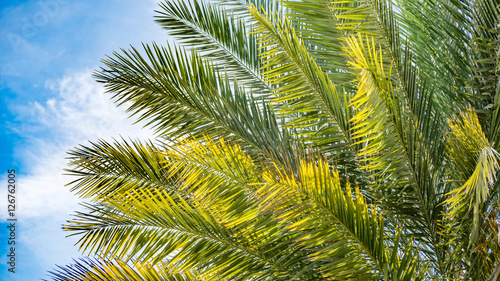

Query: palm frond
[[64, 194, 281, 281], [476, 202, 500, 281], [444, 109, 500, 243], [64, 137, 320, 280], [256, 153, 424, 280], [155, 0, 272, 95], [65, 139, 173, 201], [214, 0, 283, 16], [94, 43, 292, 165], [344, 33, 449, 271], [440, 108, 500, 279], [161, 136, 262, 228], [396, 0, 500, 117], [45, 258, 201, 281], [249, 6, 359, 174], [282, 0, 354, 85], [52, 0, 500, 280], [161, 136, 321, 280]]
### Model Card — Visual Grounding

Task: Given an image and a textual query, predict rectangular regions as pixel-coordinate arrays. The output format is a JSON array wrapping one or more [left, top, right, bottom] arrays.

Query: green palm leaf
[[94, 43, 293, 165], [65, 139, 171, 200], [64, 138, 321, 280], [155, 0, 273, 95], [249, 6, 359, 174], [344, 33, 447, 267]]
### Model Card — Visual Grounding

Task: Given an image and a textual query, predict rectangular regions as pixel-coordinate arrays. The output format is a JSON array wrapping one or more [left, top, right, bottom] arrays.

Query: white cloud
[[44, 71, 153, 142]]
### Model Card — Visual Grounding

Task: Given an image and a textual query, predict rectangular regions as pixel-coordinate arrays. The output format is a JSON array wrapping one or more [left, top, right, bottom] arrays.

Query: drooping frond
[[45, 258, 201, 281], [94, 43, 292, 165], [443, 109, 500, 278]]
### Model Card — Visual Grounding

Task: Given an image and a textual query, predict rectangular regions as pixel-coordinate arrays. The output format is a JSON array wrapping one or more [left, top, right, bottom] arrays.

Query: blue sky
[[0, 1, 165, 279]]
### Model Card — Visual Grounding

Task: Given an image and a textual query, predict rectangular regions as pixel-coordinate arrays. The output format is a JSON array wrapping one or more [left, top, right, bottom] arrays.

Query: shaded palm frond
[[282, 0, 354, 85], [476, 202, 500, 281], [396, 0, 500, 119]]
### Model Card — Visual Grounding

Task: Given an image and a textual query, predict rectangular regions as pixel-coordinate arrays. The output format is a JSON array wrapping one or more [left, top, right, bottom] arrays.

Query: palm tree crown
[[47, 0, 500, 280]]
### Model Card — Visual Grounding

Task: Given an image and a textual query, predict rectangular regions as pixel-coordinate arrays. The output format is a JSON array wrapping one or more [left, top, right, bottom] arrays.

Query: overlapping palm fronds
[[47, 0, 500, 280]]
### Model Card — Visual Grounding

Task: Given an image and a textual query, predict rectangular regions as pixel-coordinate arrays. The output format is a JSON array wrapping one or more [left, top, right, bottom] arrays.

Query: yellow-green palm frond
[[163, 136, 261, 186], [445, 109, 500, 242], [64, 190, 285, 280], [249, 5, 359, 175], [256, 153, 423, 280], [52, 0, 500, 280], [64, 137, 320, 280], [330, 0, 448, 145], [443, 108, 500, 278], [46, 258, 202, 281], [65, 139, 174, 201], [160, 136, 321, 280], [329, 0, 402, 75], [161, 136, 262, 228], [344, 32, 449, 270], [345, 33, 406, 181]]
